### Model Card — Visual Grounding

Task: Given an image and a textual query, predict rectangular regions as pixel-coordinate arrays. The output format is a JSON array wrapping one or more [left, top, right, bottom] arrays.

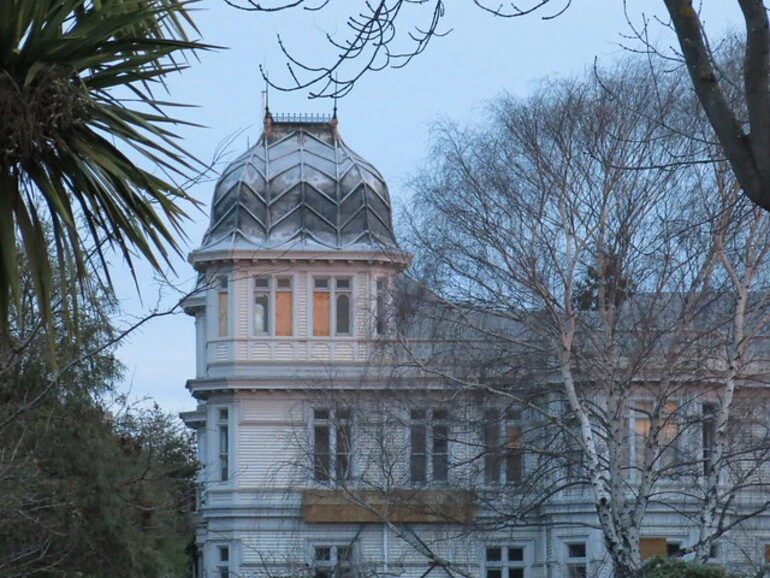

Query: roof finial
[[332, 74, 338, 120], [263, 70, 273, 135], [262, 70, 271, 120]]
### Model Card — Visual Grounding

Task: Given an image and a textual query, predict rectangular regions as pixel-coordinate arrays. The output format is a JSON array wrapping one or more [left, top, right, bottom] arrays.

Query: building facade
[[182, 114, 770, 578]]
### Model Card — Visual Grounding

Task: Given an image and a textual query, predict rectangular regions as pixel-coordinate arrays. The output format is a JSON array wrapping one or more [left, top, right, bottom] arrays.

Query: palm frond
[[0, 0, 213, 348]]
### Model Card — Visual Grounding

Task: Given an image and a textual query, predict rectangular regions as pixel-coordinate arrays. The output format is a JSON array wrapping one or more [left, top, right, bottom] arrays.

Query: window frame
[[217, 407, 230, 482], [216, 545, 230, 578], [627, 399, 679, 472], [313, 407, 353, 483], [375, 276, 389, 336], [483, 407, 523, 484], [565, 542, 588, 578], [483, 544, 529, 578], [312, 276, 354, 337], [410, 408, 450, 484], [216, 276, 229, 338], [311, 543, 357, 578], [253, 275, 294, 337], [702, 402, 717, 477]]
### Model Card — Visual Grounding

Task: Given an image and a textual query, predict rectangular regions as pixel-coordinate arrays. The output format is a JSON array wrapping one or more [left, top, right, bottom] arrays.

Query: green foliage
[[0, 0, 210, 342], [640, 556, 727, 578], [0, 257, 198, 577]]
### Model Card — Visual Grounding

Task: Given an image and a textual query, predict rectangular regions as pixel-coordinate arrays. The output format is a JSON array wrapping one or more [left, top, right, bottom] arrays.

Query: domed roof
[[198, 114, 399, 253]]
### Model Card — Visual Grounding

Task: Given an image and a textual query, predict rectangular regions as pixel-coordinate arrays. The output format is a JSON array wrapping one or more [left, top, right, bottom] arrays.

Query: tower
[[181, 113, 410, 577]]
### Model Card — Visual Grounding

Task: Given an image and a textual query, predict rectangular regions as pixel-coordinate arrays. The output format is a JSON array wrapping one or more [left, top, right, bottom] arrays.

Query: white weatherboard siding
[[182, 119, 770, 578]]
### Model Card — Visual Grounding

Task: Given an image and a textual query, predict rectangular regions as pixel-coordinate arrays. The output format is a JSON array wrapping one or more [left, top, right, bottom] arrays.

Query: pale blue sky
[[114, 1, 742, 413]]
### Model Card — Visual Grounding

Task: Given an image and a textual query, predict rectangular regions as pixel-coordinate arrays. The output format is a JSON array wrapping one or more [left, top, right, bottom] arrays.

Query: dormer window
[[253, 276, 293, 336], [313, 277, 352, 336]]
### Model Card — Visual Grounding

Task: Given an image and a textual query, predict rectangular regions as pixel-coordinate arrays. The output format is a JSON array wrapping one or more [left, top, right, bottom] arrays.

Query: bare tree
[[400, 61, 770, 576], [225, 0, 770, 212]]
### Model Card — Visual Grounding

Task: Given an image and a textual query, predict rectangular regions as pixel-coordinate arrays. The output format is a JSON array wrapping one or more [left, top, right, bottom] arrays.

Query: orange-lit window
[[631, 401, 678, 470], [253, 276, 293, 336], [313, 277, 352, 336], [275, 278, 293, 336]]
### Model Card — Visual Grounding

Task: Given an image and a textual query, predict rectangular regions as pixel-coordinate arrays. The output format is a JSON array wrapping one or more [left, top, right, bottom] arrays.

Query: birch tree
[[403, 61, 770, 576]]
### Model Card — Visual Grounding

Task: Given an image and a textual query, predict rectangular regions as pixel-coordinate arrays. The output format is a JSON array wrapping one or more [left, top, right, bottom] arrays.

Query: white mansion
[[181, 113, 770, 578]]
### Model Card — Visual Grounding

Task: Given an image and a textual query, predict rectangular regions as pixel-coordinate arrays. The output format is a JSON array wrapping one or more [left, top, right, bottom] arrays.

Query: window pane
[[484, 420, 500, 483], [433, 424, 449, 481], [376, 278, 387, 334], [433, 453, 448, 481], [219, 547, 229, 562], [486, 571, 502, 578], [336, 294, 350, 335], [336, 278, 351, 289], [315, 547, 331, 561], [508, 547, 524, 562], [315, 278, 330, 289], [411, 425, 426, 453], [509, 569, 524, 578], [336, 422, 352, 481], [219, 425, 229, 453], [254, 293, 269, 334], [275, 291, 293, 336], [218, 290, 228, 337], [338, 546, 352, 562], [314, 425, 330, 481], [486, 548, 502, 562], [313, 292, 331, 336], [505, 426, 522, 482], [411, 455, 426, 482], [702, 404, 716, 476], [567, 543, 586, 558], [337, 408, 351, 421], [219, 425, 229, 481], [567, 566, 586, 578]]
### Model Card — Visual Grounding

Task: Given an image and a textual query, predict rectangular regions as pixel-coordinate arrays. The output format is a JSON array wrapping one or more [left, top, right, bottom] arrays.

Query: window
[[484, 409, 522, 483], [218, 408, 229, 482], [702, 403, 717, 476], [217, 277, 228, 337], [565, 543, 587, 578], [484, 546, 526, 578], [630, 401, 678, 470], [666, 542, 682, 557], [709, 543, 718, 559], [217, 546, 229, 578], [410, 409, 449, 483], [313, 545, 354, 578], [314, 408, 352, 482], [313, 277, 352, 336], [254, 276, 293, 336], [375, 277, 388, 335], [639, 538, 668, 560]]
